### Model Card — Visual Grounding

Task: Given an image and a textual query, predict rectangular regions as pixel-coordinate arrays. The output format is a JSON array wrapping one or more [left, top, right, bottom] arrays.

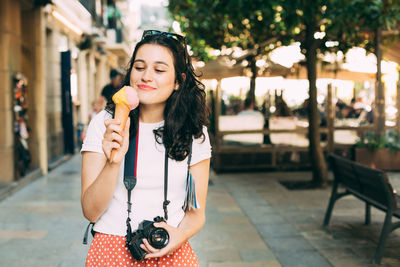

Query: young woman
[[81, 30, 211, 266]]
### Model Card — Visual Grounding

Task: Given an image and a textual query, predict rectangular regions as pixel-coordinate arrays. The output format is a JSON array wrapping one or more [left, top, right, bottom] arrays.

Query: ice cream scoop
[[110, 86, 139, 162]]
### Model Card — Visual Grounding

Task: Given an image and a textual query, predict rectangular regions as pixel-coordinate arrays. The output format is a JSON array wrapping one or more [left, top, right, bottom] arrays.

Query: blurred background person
[[89, 98, 104, 122], [238, 97, 263, 118], [101, 69, 122, 104]]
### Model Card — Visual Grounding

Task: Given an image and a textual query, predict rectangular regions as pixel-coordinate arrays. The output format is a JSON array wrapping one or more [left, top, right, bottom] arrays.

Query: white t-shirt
[[81, 110, 212, 236]]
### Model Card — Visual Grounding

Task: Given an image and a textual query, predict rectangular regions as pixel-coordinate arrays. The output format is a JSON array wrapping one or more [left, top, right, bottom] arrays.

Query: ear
[[174, 73, 186, 91]]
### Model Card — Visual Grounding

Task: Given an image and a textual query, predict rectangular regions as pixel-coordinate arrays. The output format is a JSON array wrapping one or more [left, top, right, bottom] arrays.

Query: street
[[1, 154, 400, 266]]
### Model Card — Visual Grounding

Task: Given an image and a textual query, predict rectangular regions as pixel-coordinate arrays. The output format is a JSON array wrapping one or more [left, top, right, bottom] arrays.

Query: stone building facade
[[0, 0, 132, 185]]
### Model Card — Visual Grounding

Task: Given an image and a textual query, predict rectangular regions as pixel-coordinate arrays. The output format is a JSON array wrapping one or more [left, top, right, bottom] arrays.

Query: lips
[[137, 84, 156, 91]]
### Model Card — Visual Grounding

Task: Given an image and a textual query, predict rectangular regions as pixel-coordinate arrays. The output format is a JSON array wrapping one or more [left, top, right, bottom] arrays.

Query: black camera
[[126, 216, 170, 260]]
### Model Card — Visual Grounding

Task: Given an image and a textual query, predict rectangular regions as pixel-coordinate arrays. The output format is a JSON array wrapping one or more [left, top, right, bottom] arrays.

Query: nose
[[141, 68, 153, 82]]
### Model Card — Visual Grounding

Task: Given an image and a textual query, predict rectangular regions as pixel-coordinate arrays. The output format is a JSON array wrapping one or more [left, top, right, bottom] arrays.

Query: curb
[[0, 168, 42, 202], [0, 154, 74, 202]]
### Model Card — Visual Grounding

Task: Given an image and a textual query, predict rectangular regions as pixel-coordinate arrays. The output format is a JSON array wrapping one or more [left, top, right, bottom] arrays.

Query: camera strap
[[124, 121, 170, 243], [163, 152, 170, 220], [123, 121, 139, 243]]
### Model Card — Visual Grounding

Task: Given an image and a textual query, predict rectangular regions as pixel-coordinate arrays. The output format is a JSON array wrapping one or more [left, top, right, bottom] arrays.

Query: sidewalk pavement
[[1, 154, 400, 266]]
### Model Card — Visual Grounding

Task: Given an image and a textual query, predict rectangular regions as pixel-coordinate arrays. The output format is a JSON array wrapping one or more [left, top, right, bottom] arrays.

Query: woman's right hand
[[102, 118, 130, 164]]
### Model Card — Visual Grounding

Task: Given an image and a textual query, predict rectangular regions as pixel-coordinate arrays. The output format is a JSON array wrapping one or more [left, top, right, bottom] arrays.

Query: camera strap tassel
[[185, 171, 199, 211], [82, 222, 95, 244], [182, 140, 199, 211]]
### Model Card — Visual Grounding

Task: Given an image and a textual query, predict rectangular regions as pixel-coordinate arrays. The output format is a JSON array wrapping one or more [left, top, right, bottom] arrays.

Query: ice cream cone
[[110, 103, 130, 163], [109, 86, 139, 163], [109, 106, 129, 163]]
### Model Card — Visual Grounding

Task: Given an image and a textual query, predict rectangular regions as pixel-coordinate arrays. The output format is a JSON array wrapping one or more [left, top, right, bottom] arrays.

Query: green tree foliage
[[169, 0, 284, 57], [280, 0, 400, 186], [169, 0, 400, 186], [169, 0, 285, 101]]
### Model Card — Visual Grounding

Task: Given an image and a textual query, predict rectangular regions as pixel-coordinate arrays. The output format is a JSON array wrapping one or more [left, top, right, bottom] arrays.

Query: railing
[[211, 124, 396, 172]]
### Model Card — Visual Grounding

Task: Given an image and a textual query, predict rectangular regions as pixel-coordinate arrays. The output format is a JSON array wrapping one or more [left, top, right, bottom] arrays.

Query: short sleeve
[[190, 126, 212, 166], [81, 110, 110, 154]]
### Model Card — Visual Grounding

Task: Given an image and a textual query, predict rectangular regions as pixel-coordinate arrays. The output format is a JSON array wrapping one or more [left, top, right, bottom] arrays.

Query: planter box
[[355, 148, 400, 171]]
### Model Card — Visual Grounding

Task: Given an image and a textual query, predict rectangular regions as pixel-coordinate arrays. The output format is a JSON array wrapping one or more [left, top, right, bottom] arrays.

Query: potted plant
[[355, 130, 400, 170]]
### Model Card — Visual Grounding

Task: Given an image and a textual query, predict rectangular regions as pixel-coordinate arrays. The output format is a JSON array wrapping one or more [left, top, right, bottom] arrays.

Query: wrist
[[178, 227, 192, 242], [106, 160, 121, 169]]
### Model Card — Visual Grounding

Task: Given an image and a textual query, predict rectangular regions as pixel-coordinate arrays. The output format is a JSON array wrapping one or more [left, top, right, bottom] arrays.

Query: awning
[[384, 41, 400, 64], [104, 43, 131, 58]]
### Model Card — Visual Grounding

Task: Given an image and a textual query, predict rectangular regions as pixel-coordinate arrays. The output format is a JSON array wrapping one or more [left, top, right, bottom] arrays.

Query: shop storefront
[[13, 73, 31, 179]]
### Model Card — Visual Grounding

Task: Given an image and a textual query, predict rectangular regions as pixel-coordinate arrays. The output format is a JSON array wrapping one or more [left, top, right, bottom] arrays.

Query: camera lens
[[148, 228, 169, 249]]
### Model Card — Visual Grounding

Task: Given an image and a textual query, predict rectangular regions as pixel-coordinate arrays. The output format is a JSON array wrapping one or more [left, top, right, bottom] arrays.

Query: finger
[[139, 243, 151, 254], [142, 239, 159, 254], [144, 247, 169, 259], [103, 132, 121, 145], [153, 222, 169, 230], [105, 119, 123, 135], [102, 139, 117, 151], [108, 124, 123, 135], [111, 132, 123, 145], [103, 139, 120, 149], [110, 141, 121, 150], [123, 118, 130, 137], [104, 119, 121, 127], [125, 117, 131, 131], [102, 142, 111, 158]]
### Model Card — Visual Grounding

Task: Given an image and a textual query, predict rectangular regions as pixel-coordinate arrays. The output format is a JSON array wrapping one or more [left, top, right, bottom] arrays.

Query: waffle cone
[[110, 103, 130, 163]]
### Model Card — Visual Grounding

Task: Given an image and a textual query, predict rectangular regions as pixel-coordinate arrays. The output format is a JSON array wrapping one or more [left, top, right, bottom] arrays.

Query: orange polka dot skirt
[[86, 233, 199, 266]]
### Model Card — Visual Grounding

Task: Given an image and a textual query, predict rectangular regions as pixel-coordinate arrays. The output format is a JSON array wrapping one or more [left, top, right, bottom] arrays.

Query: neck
[[139, 104, 165, 123]]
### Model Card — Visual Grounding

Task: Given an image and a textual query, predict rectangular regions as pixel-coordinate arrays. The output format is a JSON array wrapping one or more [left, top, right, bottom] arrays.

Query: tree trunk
[[396, 69, 400, 134], [305, 35, 327, 187], [247, 56, 257, 104], [327, 83, 334, 153], [375, 27, 385, 140]]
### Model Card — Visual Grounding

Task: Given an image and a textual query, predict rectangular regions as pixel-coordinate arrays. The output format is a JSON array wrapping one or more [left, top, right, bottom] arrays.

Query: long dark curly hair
[[105, 33, 208, 161]]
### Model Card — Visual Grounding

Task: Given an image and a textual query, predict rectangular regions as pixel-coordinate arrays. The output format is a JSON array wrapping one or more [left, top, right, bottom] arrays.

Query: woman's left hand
[[140, 222, 189, 259]]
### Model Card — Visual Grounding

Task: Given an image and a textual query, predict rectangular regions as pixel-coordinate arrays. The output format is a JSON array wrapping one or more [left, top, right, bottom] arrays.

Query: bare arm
[[142, 157, 211, 258], [81, 118, 130, 222], [176, 158, 210, 237]]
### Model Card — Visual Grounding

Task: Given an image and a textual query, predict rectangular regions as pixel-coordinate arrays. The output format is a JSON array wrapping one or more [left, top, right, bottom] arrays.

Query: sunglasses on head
[[141, 30, 189, 64], [141, 30, 186, 45]]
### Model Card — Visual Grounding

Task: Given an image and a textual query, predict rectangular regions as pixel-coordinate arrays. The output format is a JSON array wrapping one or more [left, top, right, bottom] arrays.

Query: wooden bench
[[323, 154, 400, 264]]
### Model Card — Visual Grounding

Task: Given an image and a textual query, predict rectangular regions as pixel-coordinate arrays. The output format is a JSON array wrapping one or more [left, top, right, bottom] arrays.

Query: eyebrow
[[134, 59, 169, 67]]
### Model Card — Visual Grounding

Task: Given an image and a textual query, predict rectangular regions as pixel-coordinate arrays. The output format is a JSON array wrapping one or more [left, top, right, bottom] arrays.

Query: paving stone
[[327, 258, 371, 267], [0, 230, 48, 239], [300, 229, 334, 240], [240, 205, 276, 216], [274, 250, 332, 267], [221, 216, 251, 225], [350, 246, 382, 260], [239, 249, 277, 262], [249, 213, 287, 224], [380, 257, 400, 266], [306, 237, 350, 250], [209, 261, 281, 267], [265, 236, 316, 252], [2, 155, 400, 266], [318, 247, 358, 261], [195, 248, 241, 262], [255, 223, 301, 238], [233, 197, 271, 207], [279, 211, 319, 223], [215, 205, 243, 213]]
